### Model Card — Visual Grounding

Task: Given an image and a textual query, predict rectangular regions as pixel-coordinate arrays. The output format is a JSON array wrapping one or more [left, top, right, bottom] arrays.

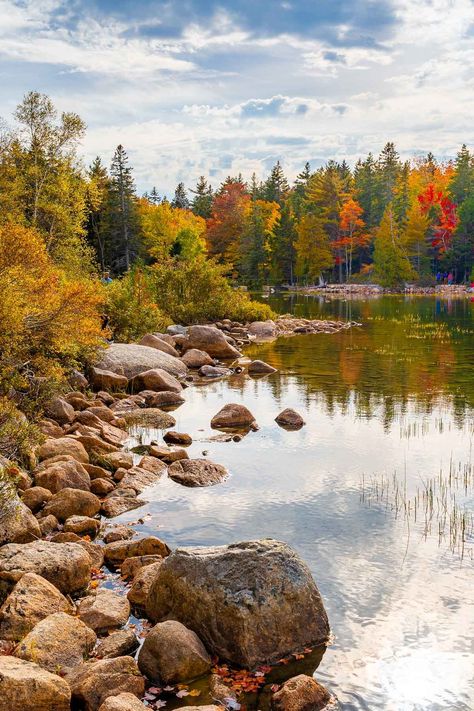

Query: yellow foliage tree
[[138, 198, 206, 261]]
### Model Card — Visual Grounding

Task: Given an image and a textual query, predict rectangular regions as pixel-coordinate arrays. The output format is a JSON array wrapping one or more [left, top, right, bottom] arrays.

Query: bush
[[150, 257, 274, 324], [105, 266, 170, 341]]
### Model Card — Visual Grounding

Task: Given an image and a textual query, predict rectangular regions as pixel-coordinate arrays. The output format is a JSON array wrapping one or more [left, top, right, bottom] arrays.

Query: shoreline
[[283, 284, 473, 298]]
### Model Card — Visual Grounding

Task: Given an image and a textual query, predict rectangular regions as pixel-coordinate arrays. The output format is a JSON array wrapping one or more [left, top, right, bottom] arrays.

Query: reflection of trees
[[244, 295, 474, 426]]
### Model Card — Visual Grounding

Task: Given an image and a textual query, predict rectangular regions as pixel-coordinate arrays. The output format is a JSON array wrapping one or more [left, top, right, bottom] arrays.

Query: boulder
[[98, 694, 147, 711], [248, 320, 277, 340], [38, 514, 59, 536], [20, 486, 52, 513], [181, 348, 214, 369], [41, 488, 101, 521], [15, 611, 96, 673], [275, 409, 305, 430], [78, 589, 130, 633], [183, 325, 240, 359], [0, 656, 71, 710], [271, 674, 331, 711], [103, 526, 134, 544], [198, 364, 232, 378], [34, 458, 91, 493], [167, 324, 187, 336], [0, 540, 92, 597], [96, 343, 186, 379], [138, 334, 179, 358], [121, 408, 176, 429], [248, 360, 277, 374], [104, 451, 134, 470], [38, 418, 64, 438], [64, 515, 100, 538], [117, 465, 166, 494], [131, 368, 182, 393], [94, 629, 139, 660], [104, 537, 169, 566], [127, 561, 163, 608], [50, 534, 104, 570], [0, 572, 73, 641], [138, 620, 211, 684], [86, 463, 114, 480], [87, 406, 118, 423], [38, 437, 89, 464], [149, 444, 189, 463], [91, 368, 128, 392], [44, 397, 75, 425], [66, 656, 145, 711], [91, 478, 115, 496], [210, 403, 257, 430], [101, 495, 145, 518], [121, 555, 163, 580], [168, 459, 228, 488], [73, 433, 119, 457], [137, 455, 167, 475], [142, 390, 185, 408], [163, 431, 192, 446], [68, 369, 89, 390], [175, 708, 221, 711], [0, 494, 41, 545], [146, 539, 330, 668]]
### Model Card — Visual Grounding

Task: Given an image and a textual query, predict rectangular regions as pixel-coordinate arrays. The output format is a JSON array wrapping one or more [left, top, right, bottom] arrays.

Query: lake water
[[123, 295, 474, 711]]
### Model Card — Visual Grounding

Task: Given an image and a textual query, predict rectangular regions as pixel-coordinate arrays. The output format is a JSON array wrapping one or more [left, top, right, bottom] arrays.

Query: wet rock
[[248, 320, 277, 340], [181, 348, 214, 369], [168, 459, 228, 487], [14, 611, 96, 673], [146, 539, 330, 668], [94, 629, 139, 660], [248, 360, 277, 374], [121, 555, 163, 580], [91, 368, 128, 392], [20, 486, 52, 513], [138, 620, 211, 683], [104, 537, 169, 566], [64, 515, 100, 538], [121, 408, 176, 430], [38, 437, 89, 464], [198, 364, 232, 378], [183, 325, 241, 359], [66, 656, 145, 711], [149, 444, 189, 463], [275, 409, 305, 430], [0, 572, 73, 641], [0, 540, 92, 597], [44, 397, 75, 425], [131, 368, 182, 393], [127, 561, 163, 608], [34, 457, 91, 493], [138, 334, 179, 358], [210, 403, 257, 430], [163, 431, 192, 446], [41, 488, 100, 521], [209, 673, 238, 705], [142, 390, 185, 408], [78, 589, 130, 633], [271, 674, 331, 711], [137, 455, 168, 475], [101, 495, 145, 518], [117, 465, 165, 494], [96, 342, 186, 379], [0, 656, 71, 710], [98, 693, 147, 711], [38, 514, 59, 536], [0, 495, 41, 545], [103, 526, 134, 544]]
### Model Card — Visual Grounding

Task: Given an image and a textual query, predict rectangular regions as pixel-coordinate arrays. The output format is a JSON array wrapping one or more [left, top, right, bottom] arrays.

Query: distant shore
[[285, 284, 473, 298]]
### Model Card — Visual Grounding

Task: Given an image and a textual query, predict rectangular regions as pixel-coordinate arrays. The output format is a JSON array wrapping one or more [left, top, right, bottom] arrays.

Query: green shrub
[[150, 257, 274, 324]]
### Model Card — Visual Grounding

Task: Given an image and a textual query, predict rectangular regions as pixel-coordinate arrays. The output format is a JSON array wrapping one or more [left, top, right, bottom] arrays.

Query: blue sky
[[1, 0, 473, 195]]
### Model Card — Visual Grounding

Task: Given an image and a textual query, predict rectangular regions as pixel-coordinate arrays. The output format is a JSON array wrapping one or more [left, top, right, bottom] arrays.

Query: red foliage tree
[[418, 184, 458, 255]]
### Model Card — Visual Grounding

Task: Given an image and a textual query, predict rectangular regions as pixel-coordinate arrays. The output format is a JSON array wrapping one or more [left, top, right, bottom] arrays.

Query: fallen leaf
[[176, 690, 189, 698]]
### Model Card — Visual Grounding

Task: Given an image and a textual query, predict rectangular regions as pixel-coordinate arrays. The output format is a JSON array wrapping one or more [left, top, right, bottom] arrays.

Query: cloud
[[182, 95, 350, 120]]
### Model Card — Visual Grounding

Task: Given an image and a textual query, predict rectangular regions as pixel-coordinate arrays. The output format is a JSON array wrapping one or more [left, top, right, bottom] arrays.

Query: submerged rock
[[275, 409, 305, 430], [146, 539, 330, 668], [210, 403, 257, 430], [248, 359, 277, 375], [271, 674, 331, 711]]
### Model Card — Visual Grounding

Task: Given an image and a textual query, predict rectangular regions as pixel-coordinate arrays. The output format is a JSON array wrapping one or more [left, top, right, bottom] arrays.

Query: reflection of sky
[[121, 298, 474, 710]]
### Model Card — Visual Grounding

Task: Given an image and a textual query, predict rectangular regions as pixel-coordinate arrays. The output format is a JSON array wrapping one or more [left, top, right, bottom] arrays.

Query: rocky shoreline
[[0, 319, 353, 711], [290, 283, 473, 298]]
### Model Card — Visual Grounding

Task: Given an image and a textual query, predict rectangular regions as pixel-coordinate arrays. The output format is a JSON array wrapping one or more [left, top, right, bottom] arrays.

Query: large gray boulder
[[96, 343, 186, 379], [248, 320, 277, 341], [182, 325, 240, 359], [146, 539, 330, 668]]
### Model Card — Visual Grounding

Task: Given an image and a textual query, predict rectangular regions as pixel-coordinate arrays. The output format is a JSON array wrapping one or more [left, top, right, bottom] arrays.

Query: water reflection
[[121, 296, 473, 711]]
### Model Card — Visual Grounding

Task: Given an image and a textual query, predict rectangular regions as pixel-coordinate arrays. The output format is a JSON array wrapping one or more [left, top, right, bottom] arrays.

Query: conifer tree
[[109, 144, 138, 271], [354, 153, 377, 228], [291, 162, 311, 217], [448, 145, 474, 205], [190, 177, 213, 218], [373, 205, 414, 286], [271, 202, 297, 284], [263, 161, 289, 204], [172, 182, 190, 210], [86, 156, 110, 270], [374, 142, 402, 222]]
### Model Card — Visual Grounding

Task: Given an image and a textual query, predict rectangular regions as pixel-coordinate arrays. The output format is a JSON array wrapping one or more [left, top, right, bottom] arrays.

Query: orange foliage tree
[[206, 181, 250, 270], [334, 198, 369, 280], [417, 184, 458, 256]]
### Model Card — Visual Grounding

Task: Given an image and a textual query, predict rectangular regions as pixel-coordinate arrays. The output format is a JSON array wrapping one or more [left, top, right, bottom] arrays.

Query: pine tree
[[172, 182, 190, 210], [271, 202, 297, 284], [86, 156, 110, 270], [393, 161, 411, 226], [447, 195, 474, 281], [291, 162, 311, 217], [373, 205, 414, 287], [374, 142, 402, 222], [354, 153, 377, 228], [263, 161, 289, 204], [249, 173, 264, 201], [448, 145, 474, 205], [190, 176, 213, 218], [144, 186, 161, 205], [109, 144, 138, 272], [239, 203, 271, 287]]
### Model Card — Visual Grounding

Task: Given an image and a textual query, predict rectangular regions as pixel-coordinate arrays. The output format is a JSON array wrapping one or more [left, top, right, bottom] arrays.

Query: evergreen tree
[[393, 161, 411, 226], [239, 203, 271, 287], [263, 161, 289, 204], [271, 202, 297, 285], [291, 162, 311, 217], [109, 144, 138, 272], [354, 153, 377, 228], [144, 186, 161, 205], [190, 176, 213, 218], [249, 172, 264, 201], [373, 205, 415, 287], [86, 156, 110, 270], [374, 142, 402, 222], [172, 182, 190, 210], [448, 145, 474, 205], [447, 195, 474, 281]]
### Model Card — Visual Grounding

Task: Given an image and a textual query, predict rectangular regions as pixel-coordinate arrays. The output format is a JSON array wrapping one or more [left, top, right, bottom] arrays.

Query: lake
[[124, 294, 474, 711]]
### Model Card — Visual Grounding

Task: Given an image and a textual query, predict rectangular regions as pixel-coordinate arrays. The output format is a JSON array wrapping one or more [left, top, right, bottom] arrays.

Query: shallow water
[[122, 295, 474, 711]]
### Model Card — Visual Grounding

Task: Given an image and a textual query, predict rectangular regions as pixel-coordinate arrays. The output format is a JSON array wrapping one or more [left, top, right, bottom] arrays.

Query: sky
[[1, 0, 474, 196]]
